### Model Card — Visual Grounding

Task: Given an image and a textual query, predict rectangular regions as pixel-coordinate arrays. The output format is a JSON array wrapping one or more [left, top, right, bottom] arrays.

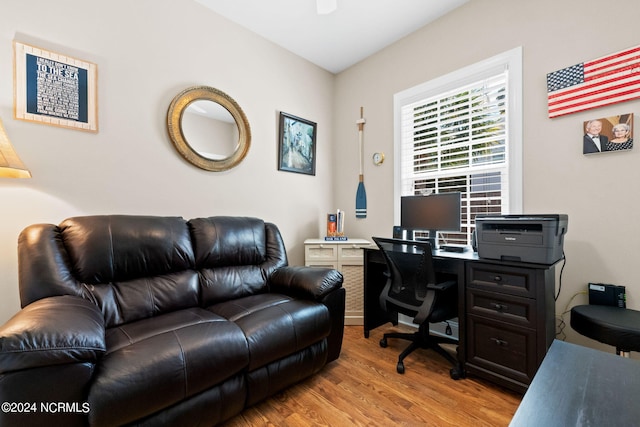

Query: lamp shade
[[0, 118, 31, 178]]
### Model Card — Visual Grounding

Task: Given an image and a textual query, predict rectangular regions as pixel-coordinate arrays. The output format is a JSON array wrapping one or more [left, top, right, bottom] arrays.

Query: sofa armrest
[[269, 266, 343, 300], [0, 295, 105, 373]]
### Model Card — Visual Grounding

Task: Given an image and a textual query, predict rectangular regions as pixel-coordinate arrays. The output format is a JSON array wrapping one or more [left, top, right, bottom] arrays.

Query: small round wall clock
[[372, 152, 385, 166]]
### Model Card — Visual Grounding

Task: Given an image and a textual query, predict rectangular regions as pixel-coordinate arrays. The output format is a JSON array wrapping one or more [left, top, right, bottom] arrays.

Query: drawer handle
[[491, 338, 509, 347], [490, 303, 508, 312], [493, 275, 503, 282]]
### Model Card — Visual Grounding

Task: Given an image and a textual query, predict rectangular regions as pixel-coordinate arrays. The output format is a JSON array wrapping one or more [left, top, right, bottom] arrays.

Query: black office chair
[[372, 237, 462, 379]]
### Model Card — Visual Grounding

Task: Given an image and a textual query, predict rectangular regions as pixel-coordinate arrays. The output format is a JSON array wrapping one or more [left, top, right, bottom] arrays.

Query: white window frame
[[393, 47, 523, 242]]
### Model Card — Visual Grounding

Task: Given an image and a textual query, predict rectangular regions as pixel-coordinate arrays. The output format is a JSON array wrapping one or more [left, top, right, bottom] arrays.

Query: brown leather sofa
[[0, 215, 345, 426]]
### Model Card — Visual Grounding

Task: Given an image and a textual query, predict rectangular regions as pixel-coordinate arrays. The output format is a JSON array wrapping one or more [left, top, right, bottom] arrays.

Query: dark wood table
[[509, 339, 640, 426]]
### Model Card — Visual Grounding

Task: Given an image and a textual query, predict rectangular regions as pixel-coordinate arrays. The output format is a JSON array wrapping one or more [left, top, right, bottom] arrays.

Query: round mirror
[[167, 86, 251, 171], [182, 100, 238, 160]]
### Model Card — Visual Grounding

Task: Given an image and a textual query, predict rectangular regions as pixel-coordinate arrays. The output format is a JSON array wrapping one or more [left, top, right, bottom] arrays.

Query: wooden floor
[[221, 325, 522, 426]]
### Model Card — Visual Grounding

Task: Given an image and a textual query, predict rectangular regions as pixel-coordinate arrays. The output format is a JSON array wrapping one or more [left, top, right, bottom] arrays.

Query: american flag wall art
[[547, 45, 640, 118]]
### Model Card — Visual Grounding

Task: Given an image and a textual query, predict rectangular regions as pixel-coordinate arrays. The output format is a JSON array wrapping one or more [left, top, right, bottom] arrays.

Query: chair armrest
[[0, 295, 105, 373], [414, 280, 458, 325], [427, 279, 457, 291], [269, 266, 343, 300]]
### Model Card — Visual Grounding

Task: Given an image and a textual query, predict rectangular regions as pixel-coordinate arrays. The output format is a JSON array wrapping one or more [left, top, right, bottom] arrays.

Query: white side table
[[304, 238, 372, 325]]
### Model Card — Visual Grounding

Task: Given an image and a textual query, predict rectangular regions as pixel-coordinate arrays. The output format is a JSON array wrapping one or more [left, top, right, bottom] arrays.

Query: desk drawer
[[466, 314, 536, 385], [467, 288, 536, 328], [467, 262, 535, 298]]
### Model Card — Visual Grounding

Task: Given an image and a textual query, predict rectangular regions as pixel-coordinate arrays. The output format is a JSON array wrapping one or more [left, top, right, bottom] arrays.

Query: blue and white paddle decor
[[355, 107, 367, 218]]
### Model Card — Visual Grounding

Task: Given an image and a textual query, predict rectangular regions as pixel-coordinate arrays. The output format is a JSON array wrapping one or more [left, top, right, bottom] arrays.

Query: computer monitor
[[400, 192, 461, 249]]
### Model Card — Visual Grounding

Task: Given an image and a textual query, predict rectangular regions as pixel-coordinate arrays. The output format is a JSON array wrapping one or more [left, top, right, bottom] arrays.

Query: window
[[394, 47, 522, 245]]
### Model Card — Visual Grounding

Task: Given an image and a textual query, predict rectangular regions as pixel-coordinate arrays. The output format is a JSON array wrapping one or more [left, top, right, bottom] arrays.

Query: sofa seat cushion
[[208, 294, 331, 371], [88, 308, 249, 426]]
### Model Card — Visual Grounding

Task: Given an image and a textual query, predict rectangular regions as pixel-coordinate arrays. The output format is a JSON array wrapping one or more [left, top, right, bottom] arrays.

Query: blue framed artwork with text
[[14, 41, 98, 132]]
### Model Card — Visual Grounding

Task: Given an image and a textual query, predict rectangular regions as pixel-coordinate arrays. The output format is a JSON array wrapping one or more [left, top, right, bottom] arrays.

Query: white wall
[[0, 0, 335, 323], [333, 0, 640, 352]]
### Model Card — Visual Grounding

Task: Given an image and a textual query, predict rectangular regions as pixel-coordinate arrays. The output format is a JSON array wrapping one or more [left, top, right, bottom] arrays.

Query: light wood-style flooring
[[221, 325, 522, 426]]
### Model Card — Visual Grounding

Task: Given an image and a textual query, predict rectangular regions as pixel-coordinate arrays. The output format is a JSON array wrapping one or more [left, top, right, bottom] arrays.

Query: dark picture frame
[[278, 112, 316, 175]]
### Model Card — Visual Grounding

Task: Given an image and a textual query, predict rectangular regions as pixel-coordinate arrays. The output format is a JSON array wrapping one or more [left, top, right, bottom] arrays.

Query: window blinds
[[399, 72, 509, 244]]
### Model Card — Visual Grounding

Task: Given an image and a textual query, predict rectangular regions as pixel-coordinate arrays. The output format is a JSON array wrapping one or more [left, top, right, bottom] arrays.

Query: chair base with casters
[[372, 237, 464, 380], [571, 304, 640, 357], [379, 322, 464, 379]]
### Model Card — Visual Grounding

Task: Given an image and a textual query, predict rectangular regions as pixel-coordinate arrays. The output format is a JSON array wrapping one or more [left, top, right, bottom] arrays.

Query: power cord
[[554, 250, 567, 301], [556, 290, 588, 340]]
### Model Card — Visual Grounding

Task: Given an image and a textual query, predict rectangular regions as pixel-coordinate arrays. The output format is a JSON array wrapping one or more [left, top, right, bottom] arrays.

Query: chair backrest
[[373, 237, 436, 289], [373, 236, 451, 324]]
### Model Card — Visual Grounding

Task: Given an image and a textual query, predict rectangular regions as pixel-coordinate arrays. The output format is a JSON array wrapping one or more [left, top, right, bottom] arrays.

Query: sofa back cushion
[[18, 215, 289, 326], [188, 217, 288, 305], [19, 215, 198, 327], [60, 215, 194, 283]]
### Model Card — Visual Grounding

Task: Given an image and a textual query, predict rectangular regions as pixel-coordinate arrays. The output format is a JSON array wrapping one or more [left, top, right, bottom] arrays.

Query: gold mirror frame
[[167, 86, 251, 171]]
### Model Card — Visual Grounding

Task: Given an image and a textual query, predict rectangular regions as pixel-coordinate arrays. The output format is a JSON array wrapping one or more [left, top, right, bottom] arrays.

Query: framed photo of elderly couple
[[583, 113, 633, 155]]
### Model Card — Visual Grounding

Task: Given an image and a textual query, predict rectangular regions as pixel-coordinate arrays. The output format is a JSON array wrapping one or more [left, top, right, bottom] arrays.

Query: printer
[[475, 214, 568, 265]]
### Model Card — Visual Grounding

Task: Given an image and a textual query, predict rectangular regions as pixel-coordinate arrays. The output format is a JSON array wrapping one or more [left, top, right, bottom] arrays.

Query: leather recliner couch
[[0, 215, 345, 426]]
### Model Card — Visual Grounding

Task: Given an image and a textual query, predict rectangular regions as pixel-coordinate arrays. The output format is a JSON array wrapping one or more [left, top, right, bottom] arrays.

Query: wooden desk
[[364, 247, 557, 393], [510, 339, 640, 426]]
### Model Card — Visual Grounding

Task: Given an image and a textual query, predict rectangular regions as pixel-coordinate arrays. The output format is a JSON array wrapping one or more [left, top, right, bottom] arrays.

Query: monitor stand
[[412, 229, 438, 251], [426, 230, 438, 250]]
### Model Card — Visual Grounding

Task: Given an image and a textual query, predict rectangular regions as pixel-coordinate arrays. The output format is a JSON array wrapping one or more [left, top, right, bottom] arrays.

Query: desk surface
[[364, 243, 479, 259], [509, 340, 640, 426], [433, 247, 478, 260]]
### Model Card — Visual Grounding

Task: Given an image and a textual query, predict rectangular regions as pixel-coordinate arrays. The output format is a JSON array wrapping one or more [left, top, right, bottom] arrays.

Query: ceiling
[[195, 0, 469, 74]]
